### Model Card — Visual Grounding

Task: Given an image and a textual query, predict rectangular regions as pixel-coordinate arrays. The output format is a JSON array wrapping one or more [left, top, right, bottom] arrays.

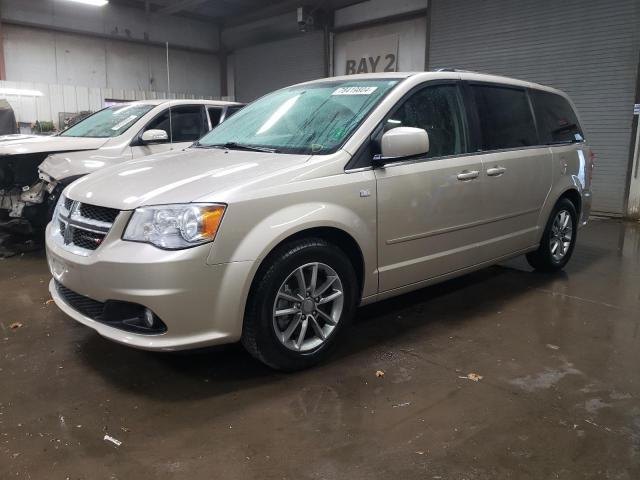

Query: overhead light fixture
[[64, 0, 109, 6], [0, 88, 43, 97]]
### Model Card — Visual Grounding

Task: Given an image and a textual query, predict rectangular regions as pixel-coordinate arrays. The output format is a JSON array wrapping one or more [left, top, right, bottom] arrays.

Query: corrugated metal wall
[[0, 80, 215, 129], [233, 32, 325, 103], [429, 0, 640, 215]]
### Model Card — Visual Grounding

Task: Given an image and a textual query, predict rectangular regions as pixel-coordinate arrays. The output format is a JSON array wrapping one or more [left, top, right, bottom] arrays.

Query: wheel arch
[[247, 226, 366, 301], [558, 188, 582, 217]]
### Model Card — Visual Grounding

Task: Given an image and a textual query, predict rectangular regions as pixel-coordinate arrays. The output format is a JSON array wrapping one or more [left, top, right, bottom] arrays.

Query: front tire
[[526, 198, 578, 272], [242, 238, 358, 371]]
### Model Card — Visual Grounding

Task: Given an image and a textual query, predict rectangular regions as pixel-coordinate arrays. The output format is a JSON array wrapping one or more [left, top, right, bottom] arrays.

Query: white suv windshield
[[60, 104, 155, 138], [197, 79, 399, 155]]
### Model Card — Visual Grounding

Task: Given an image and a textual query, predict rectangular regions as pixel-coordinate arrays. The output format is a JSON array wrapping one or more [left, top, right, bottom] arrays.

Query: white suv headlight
[[123, 203, 226, 249]]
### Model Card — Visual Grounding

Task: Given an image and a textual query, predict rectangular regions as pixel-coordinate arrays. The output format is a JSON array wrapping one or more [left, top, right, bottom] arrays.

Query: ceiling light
[[0, 88, 43, 97], [64, 0, 109, 6]]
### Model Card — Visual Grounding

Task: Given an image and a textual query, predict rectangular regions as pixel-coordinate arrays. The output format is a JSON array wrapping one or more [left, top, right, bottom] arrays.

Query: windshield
[[60, 104, 155, 138], [198, 79, 399, 154]]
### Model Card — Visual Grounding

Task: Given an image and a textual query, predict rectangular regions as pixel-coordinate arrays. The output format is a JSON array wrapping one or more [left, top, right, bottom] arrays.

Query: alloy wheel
[[272, 262, 344, 352], [549, 209, 573, 262]]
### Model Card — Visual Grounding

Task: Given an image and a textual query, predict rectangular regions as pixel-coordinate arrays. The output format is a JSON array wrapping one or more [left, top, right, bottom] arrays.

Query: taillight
[[587, 150, 595, 186]]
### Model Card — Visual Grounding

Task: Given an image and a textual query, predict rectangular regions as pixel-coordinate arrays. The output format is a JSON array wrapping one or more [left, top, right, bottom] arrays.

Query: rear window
[[470, 84, 537, 150], [530, 90, 583, 144]]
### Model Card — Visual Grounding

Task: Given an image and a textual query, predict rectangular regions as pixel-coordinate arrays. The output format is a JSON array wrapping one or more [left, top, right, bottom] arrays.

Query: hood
[[0, 134, 109, 156], [39, 145, 131, 181], [65, 148, 311, 210]]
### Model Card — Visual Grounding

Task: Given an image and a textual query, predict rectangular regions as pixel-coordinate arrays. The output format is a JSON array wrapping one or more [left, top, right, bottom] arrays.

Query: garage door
[[429, 0, 640, 215], [234, 32, 325, 103], [333, 17, 427, 76]]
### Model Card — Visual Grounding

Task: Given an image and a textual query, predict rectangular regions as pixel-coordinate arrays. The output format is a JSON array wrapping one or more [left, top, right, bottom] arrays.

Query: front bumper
[[45, 220, 255, 351]]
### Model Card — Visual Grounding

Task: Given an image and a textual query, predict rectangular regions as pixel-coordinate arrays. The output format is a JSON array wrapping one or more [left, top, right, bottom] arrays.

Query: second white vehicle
[[0, 99, 243, 228]]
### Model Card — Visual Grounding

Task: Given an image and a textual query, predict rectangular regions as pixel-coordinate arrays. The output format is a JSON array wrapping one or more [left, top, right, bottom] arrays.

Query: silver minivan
[[46, 71, 593, 370]]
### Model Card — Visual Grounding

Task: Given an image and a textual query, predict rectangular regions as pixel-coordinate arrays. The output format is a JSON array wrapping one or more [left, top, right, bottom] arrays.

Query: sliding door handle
[[486, 166, 507, 177], [457, 170, 479, 181]]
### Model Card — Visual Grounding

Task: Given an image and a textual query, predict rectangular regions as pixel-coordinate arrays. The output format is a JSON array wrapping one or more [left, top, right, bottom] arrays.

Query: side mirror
[[141, 129, 169, 144], [373, 127, 429, 167]]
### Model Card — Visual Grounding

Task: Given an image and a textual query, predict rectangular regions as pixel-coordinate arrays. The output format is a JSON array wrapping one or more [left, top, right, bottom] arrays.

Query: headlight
[[123, 203, 226, 249]]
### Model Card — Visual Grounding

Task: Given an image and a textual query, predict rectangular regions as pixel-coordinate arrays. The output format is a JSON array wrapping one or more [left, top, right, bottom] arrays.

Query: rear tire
[[526, 197, 577, 272], [242, 238, 358, 371]]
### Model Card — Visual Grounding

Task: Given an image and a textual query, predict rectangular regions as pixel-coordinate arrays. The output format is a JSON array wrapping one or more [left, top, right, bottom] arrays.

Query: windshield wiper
[[201, 142, 279, 153]]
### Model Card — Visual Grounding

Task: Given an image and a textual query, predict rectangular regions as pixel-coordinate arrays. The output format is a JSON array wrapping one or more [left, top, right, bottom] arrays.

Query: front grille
[[56, 281, 105, 320], [54, 198, 119, 254], [79, 203, 119, 223], [72, 228, 105, 250]]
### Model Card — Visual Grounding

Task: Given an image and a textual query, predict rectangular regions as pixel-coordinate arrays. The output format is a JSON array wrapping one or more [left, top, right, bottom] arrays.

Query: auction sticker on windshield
[[332, 86, 377, 95]]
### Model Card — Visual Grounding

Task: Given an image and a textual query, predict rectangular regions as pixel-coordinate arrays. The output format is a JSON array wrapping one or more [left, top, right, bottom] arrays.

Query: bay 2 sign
[[342, 34, 399, 75]]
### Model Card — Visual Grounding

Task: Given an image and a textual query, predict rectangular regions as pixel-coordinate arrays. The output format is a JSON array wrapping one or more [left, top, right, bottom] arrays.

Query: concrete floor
[[1, 218, 640, 479]]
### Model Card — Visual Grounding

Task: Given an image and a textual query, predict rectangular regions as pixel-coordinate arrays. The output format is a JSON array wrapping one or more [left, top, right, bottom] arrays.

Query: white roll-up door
[[233, 32, 325, 103], [333, 17, 427, 76], [429, 0, 640, 215]]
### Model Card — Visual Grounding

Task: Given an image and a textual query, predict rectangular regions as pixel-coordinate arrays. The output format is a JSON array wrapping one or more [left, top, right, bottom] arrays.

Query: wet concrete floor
[[1, 218, 640, 479]]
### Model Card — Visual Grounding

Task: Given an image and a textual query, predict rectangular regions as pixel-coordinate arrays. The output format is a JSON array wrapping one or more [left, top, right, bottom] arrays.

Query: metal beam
[[158, 0, 209, 16], [0, 16, 6, 80]]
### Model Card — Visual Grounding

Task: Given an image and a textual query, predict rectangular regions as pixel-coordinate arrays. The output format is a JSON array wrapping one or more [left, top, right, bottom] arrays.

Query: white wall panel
[[54, 34, 107, 88], [1, 0, 218, 52], [2, 25, 220, 98], [334, 0, 427, 28], [3, 26, 57, 83]]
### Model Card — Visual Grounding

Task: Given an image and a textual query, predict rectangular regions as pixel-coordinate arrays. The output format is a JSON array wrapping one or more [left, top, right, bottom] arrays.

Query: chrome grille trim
[[53, 198, 119, 256]]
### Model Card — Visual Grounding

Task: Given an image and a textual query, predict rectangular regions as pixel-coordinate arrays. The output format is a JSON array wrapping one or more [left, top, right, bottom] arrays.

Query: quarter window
[[385, 84, 467, 158], [144, 105, 207, 143], [470, 85, 537, 150], [208, 107, 222, 126], [530, 90, 583, 144], [225, 106, 242, 119]]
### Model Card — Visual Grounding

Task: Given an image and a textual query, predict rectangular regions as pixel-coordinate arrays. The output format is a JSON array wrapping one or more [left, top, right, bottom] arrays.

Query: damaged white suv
[[0, 99, 242, 230]]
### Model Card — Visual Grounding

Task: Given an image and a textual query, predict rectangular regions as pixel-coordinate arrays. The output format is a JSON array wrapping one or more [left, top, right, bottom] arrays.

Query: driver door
[[131, 105, 208, 158], [375, 82, 489, 292]]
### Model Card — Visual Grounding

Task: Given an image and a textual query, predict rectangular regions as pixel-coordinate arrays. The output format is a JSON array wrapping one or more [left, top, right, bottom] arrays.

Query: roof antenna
[[166, 41, 173, 148]]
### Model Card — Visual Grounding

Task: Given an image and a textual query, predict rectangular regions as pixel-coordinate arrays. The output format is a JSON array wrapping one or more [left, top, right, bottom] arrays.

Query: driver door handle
[[486, 166, 507, 177], [457, 170, 479, 181]]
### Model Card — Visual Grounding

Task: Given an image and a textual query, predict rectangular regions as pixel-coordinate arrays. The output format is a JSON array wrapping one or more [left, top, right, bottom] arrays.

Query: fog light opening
[[144, 308, 155, 328]]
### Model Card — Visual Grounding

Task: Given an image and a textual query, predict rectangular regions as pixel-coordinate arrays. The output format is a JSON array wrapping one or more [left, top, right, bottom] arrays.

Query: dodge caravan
[[46, 71, 593, 370]]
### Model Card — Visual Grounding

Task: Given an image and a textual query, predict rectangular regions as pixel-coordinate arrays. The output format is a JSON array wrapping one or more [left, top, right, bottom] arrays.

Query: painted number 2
[[345, 54, 396, 74]]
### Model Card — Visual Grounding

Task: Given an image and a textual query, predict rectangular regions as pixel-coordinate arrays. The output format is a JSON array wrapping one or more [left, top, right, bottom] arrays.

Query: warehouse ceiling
[[114, 0, 363, 25]]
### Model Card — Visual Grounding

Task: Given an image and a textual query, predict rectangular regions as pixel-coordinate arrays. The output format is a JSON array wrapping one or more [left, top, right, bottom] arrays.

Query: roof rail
[[432, 68, 478, 73]]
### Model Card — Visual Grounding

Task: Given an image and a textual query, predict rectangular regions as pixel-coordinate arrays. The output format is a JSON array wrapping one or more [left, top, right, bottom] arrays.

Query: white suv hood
[[0, 134, 109, 155], [64, 148, 311, 210]]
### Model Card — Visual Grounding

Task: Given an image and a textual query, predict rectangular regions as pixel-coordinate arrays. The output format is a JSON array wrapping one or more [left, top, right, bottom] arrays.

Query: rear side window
[[470, 85, 537, 150], [530, 90, 583, 144], [384, 84, 467, 158]]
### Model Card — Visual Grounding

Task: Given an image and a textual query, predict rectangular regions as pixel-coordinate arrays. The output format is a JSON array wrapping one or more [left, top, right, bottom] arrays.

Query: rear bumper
[[580, 190, 592, 227], [46, 222, 256, 351]]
